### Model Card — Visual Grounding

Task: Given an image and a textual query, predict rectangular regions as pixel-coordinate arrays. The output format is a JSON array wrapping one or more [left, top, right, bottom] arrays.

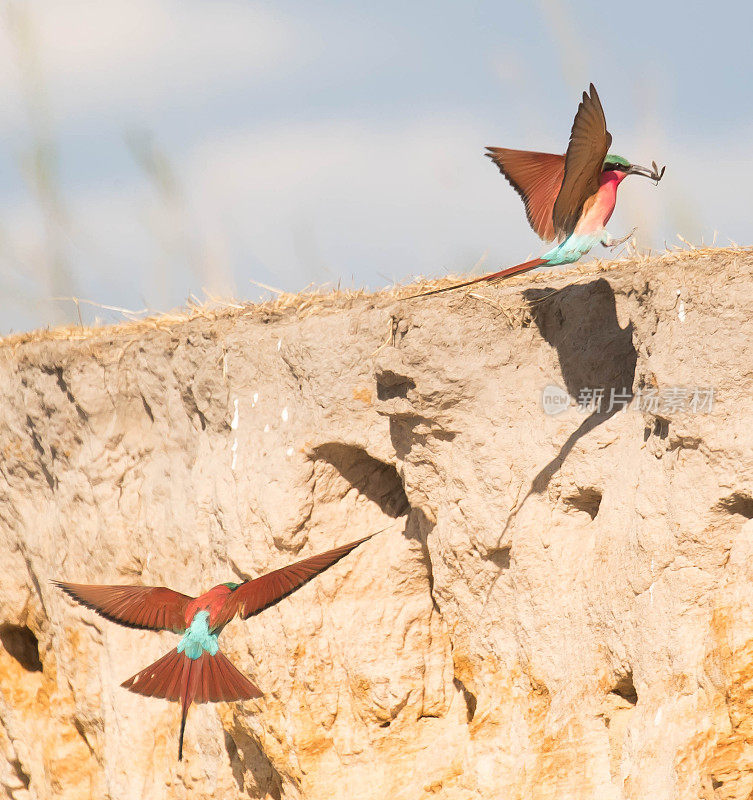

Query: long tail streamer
[[407, 258, 546, 299], [122, 648, 262, 760]]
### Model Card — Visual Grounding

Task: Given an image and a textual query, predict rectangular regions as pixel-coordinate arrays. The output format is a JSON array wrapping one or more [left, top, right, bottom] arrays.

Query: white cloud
[[2, 115, 752, 333], [0, 1, 299, 123], [0, 116, 548, 330], [185, 117, 753, 291], [183, 117, 544, 289]]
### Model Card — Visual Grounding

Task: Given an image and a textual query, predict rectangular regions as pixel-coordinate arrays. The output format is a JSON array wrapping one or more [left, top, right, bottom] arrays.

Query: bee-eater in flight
[[410, 84, 665, 298], [54, 534, 373, 760]]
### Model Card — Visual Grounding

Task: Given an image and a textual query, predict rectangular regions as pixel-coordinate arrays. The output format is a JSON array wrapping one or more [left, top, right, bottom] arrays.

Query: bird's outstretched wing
[[54, 581, 192, 632], [485, 148, 565, 241], [213, 534, 373, 627], [552, 83, 612, 239]]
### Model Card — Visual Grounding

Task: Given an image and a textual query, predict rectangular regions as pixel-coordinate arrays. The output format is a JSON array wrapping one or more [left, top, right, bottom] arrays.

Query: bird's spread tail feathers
[[407, 258, 547, 299], [122, 647, 262, 760]]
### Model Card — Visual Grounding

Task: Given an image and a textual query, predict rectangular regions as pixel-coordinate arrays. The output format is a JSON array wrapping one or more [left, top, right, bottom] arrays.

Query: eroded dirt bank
[[1, 248, 753, 799]]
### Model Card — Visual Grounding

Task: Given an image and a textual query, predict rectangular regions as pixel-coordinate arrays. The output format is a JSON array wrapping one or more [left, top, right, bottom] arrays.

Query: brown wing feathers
[[55, 535, 373, 634], [487, 84, 611, 242], [485, 148, 565, 241], [218, 534, 374, 625], [552, 83, 612, 238], [54, 582, 192, 633]]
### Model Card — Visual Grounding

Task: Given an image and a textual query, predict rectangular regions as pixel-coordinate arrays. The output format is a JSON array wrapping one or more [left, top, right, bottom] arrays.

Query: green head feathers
[[603, 154, 631, 171], [222, 582, 241, 590]]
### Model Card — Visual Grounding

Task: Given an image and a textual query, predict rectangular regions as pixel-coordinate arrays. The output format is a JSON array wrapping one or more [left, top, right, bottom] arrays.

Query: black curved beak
[[628, 161, 666, 183]]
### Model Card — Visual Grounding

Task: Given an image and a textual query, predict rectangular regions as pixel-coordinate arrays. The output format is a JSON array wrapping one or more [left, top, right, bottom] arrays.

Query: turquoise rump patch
[[177, 610, 219, 660], [542, 233, 603, 266]]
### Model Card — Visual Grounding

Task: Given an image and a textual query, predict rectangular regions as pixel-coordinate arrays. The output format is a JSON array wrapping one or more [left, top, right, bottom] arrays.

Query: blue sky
[[0, 0, 751, 333]]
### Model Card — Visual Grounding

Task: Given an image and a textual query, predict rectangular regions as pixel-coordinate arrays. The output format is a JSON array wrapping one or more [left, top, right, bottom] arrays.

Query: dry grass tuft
[[1, 245, 749, 352]]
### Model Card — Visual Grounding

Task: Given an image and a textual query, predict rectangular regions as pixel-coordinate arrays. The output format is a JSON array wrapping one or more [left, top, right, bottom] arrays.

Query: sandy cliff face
[[1, 248, 753, 799]]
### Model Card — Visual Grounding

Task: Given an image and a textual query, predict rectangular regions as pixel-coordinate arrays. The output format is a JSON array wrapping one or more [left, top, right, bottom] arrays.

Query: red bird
[[409, 84, 664, 298], [54, 534, 373, 760]]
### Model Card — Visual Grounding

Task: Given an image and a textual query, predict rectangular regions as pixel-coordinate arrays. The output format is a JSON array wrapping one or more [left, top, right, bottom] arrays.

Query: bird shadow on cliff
[[522, 277, 637, 496], [484, 278, 637, 598], [224, 729, 284, 799]]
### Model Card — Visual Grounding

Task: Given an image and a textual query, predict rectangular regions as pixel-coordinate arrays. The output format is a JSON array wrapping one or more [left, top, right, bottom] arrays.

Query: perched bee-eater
[[411, 84, 664, 298], [54, 534, 373, 760]]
